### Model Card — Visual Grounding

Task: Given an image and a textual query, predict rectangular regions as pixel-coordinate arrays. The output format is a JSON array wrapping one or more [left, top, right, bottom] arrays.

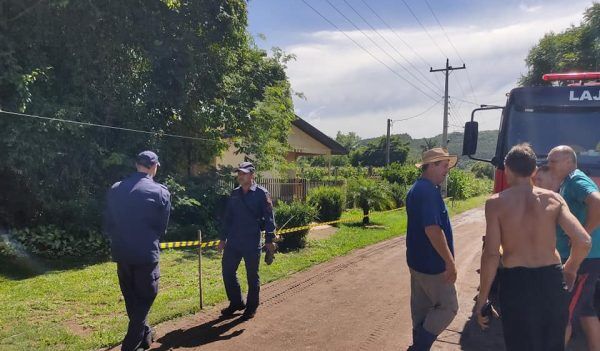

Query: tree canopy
[[0, 0, 295, 233], [520, 3, 600, 86], [350, 135, 410, 167]]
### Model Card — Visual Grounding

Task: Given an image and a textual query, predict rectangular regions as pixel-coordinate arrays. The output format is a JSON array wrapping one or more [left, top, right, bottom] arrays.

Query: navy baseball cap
[[235, 161, 255, 174], [136, 151, 161, 168]]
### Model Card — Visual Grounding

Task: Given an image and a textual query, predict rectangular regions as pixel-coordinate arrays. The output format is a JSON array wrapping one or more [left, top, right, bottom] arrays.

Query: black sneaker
[[240, 309, 256, 321], [221, 303, 246, 316], [138, 327, 156, 350]]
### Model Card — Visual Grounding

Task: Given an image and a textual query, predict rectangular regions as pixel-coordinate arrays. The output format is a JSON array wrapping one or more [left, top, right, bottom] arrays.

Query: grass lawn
[[0, 195, 487, 351]]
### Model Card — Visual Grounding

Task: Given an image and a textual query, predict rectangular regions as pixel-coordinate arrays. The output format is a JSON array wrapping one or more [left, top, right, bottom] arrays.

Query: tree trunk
[[362, 206, 369, 225]]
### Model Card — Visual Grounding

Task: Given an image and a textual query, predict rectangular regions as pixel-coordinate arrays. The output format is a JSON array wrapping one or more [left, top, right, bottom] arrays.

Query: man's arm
[[558, 194, 592, 290], [476, 197, 501, 329], [262, 191, 276, 244], [218, 193, 233, 252], [584, 192, 600, 234], [158, 188, 171, 239], [424, 225, 456, 283]]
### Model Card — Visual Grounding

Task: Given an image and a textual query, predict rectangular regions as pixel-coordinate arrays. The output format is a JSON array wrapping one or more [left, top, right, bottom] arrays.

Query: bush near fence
[[274, 201, 317, 252], [307, 186, 346, 223]]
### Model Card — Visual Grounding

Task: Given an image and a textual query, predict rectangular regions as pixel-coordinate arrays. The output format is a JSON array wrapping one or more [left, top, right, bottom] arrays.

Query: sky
[[247, 0, 596, 139]]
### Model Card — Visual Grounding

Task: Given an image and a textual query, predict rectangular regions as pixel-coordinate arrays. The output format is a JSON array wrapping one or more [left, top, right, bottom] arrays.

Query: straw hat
[[415, 147, 458, 169]]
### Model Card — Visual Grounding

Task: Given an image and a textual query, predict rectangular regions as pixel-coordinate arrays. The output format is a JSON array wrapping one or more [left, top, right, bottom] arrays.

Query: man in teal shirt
[[549, 145, 600, 349]]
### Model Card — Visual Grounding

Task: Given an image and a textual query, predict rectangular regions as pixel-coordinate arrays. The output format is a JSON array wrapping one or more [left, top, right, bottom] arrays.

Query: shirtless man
[[476, 143, 591, 351]]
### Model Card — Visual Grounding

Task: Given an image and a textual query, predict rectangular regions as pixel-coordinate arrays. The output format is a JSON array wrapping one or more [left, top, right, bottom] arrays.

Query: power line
[[449, 68, 470, 106], [423, 0, 479, 105], [342, 0, 442, 95], [318, 0, 440, 101], [448, 98, 467, 124], [7, 0, 45, 23], [400, 0, 450, 59], [447, 100, 465, 127], [358, 0, 444, 86], [453, 99, 470, 123], [449, 96, 479, 106], [0, 109, 221, 143], [391, 98, 442, 123], [300, 0, 439, 102]]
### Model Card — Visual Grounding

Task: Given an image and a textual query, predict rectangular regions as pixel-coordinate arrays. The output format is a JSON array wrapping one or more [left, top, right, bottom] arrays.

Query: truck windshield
[[506, 106, 600, 167]]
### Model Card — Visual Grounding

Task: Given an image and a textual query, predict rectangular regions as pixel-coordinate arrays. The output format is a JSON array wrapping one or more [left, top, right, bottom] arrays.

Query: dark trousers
[[117, 262, 160, 351], [222, 245, 261, 312], [499, 264, 569, 351]]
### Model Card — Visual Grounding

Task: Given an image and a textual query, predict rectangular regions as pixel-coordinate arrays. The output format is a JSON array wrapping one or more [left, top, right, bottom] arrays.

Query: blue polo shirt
[[406, 178, 454, 274], [559, 169, 600, 259]]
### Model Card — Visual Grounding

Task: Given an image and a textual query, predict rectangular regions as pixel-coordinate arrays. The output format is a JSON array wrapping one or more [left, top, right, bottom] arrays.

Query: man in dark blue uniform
[[104, 151, 171, 351], [218, 161, 276, 321]]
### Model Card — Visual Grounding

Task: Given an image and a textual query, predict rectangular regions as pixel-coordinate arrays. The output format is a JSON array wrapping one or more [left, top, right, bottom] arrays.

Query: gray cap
[[136, 150, 161, 168], [234, 161, 255, 174]]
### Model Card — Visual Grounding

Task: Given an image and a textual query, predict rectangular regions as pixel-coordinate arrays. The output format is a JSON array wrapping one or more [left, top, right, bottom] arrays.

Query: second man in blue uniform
[[218, 161, 276, 320]]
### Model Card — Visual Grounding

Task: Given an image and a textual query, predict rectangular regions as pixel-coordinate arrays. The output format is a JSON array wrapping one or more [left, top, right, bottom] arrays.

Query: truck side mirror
[[463, 121, 479, 156]]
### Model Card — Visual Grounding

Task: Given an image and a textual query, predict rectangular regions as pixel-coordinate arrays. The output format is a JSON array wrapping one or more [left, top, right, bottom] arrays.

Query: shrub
[[347, 178, 394, 224], [307, 186, 346, 223], [447, 169, 492, 200], [299, 167, 329, 181], [163, 172, 231, 242], [388, 182, 409, 208], [470, 162, 495, 180], [0, 234, 18, 257], [11, 225, 109, 258], [381, 162, 420, 186], [274, 201, 317, 252]]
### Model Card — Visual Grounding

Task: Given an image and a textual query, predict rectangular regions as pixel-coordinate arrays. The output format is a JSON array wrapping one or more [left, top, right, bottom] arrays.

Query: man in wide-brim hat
[[414, 147, 458, 169], [405, 148, 458, 351]]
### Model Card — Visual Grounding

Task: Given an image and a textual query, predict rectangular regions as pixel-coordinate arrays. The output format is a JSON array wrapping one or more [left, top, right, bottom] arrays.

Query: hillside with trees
[[358, 130, 499, 168]]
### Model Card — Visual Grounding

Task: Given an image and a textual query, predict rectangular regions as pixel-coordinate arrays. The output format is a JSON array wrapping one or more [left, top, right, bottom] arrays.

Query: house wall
[[214, 124, 333, 169], [215, 141, 247, 168], [288, 124, 332, 156]]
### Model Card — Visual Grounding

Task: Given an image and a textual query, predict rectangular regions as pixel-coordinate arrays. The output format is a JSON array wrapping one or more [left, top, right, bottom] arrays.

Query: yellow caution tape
[[160, 198, 452, 250], [159, 240, 222, 249]]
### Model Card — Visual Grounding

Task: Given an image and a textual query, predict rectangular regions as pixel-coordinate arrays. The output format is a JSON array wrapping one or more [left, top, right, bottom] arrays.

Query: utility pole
[[431, 59, 465, 196], [430, 58, 465, 149], [385, 118, 391, 165]]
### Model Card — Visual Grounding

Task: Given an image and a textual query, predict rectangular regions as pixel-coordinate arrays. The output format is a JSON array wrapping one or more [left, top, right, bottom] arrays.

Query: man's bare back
[[487, 184, 563, 268]]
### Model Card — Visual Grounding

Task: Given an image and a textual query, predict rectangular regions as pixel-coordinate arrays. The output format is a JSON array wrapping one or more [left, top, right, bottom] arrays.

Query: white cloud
[[519, 3, 543, 13], [284, 3, 591, 139]]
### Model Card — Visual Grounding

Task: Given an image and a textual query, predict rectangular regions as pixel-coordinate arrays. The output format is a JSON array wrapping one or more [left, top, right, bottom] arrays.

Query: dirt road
[[128, 207, 506, 351]]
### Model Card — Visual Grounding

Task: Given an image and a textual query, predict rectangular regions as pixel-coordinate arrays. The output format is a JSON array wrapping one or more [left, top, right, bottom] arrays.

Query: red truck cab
[[463, 72, 600, 191]]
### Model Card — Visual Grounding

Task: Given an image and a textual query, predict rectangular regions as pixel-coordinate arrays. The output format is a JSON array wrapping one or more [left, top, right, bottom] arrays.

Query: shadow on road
[[151, 314, 246, 350], [458, 295, 506, 351]]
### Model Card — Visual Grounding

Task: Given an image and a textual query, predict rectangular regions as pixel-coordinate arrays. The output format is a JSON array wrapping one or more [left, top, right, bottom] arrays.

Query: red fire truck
[[463, 72, 600, 190]]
